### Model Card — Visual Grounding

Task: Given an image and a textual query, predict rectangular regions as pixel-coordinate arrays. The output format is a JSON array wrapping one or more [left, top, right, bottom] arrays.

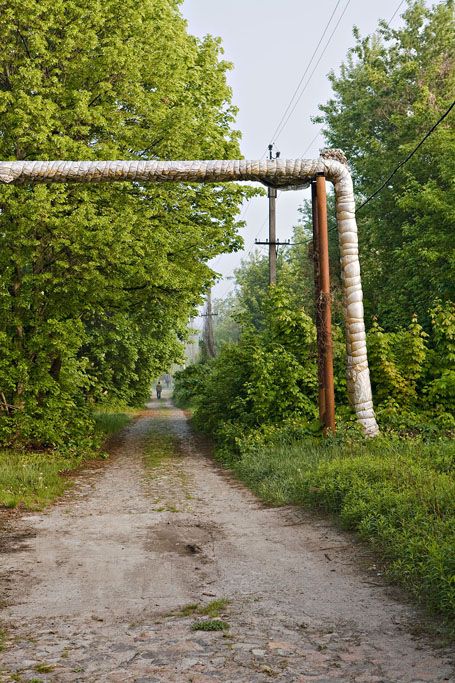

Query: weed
[[178, 603, 200, 617], [198, 598, 230, 617], [143, 427, 177, 469], [177, 598, 229, 619], [191, 619, 229, 631], [0, 628, 5, 652], [0, 450, 73, 509], [94, 410, 133, 436], [34, 663, 54, 673]]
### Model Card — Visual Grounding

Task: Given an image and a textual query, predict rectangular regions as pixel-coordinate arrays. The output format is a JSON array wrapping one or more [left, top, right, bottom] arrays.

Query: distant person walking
[[156, 381, 162, 400]]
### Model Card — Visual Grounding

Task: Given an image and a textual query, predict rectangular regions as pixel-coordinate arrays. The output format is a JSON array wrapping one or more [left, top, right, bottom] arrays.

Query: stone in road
[[0, 400, 453, 682]]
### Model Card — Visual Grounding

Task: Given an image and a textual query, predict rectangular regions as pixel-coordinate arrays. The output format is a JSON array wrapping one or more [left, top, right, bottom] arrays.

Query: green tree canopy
[[0, 0, 254, 447], [315, 0, 455, 328]]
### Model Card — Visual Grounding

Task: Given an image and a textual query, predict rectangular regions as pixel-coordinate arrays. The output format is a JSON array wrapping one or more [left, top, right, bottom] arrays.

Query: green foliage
[[426, 301, 455, 410], [176, 286, 320, 446], [222, 433, 455, 619], [191, 619, 229, 632], [0, 0, 254, 448], [93, 410, 132, 436], [367, 316, 428, 405], [366, 302, 455, 430], [172, 362, 210, 408], [0, 406, 131, 508], [315, 0, 455, 327], [211, 294, 241, 349], [181, 245, 454, 449], [0, 448, 85, 509]]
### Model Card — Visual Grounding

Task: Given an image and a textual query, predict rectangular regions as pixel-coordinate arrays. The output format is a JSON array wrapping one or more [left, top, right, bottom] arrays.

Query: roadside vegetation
[[218, 435, 454, 620], [175, 291, 455, 621], [0, 407, 135, 510], [175, 1, 454, 624]]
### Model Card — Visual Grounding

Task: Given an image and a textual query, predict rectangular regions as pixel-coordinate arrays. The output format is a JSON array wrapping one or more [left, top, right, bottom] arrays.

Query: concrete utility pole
[[312, 174, 336, 434], [268, 143, 279, 285], [268, 186, 277, 286], [201, 289, 216, 359]]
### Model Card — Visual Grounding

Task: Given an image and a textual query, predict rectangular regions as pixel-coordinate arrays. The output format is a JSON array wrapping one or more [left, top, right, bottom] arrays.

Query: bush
[[176, 287, 320, 445], [173, 362, 210, 408]]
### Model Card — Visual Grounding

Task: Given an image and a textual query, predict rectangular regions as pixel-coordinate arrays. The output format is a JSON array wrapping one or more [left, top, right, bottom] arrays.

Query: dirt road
[[0, 399, 453, 682]]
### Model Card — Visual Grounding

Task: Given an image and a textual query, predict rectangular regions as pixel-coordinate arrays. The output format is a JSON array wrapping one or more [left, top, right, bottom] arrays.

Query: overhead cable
[[274, 0, 352, 143], [357, 99, 455, 212], [269, 0, 343, 144], [386, 0, 406, 27]]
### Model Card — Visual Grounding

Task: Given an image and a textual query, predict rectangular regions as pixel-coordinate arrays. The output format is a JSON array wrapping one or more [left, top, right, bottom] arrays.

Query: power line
[[357, 99, 455, 212], [230, 0, 406, 270], [234, 1, 350, 256], [387, 0, 405, 26], [274, 0, 352, 143], [301, 130, 323, 158], [269, 0, 343, 144], [247, 214, 269, 256]]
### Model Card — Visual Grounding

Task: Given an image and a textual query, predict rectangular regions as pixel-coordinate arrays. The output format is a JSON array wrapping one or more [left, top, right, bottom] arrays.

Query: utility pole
[[201, 289, 216, 359], [267, 143, 279, 285], [268, 187, 277, 285], [312, 174, 336, 434]]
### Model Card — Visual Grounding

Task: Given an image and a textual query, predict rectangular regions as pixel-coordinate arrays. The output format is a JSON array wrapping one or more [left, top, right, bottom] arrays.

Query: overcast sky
[[181, 0, 409, 302]]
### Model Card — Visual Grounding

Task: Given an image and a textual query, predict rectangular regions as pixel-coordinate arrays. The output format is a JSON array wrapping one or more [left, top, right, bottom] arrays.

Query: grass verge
[[93, 408, 134, 436], [0, 406, 135, 510], [217, 435, 455, 624]]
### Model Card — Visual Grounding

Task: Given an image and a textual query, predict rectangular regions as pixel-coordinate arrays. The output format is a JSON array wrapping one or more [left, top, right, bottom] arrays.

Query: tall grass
[[220, 436, 455, 620], [0, 407, 135, 510], [94, 410, 133, 436]]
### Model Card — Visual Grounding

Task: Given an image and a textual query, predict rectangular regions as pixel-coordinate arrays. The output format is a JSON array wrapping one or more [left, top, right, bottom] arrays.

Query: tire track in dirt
[[0, 397, 453, 682]]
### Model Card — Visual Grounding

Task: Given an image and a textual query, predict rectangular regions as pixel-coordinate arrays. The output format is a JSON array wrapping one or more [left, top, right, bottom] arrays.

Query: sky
[[180, 0, 408, 304]]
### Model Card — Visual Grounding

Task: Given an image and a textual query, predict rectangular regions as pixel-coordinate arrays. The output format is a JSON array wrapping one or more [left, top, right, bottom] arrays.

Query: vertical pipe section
[[268, 187, 277, 285], [315, 173, 336, 434], [311, 180, 326, 425]]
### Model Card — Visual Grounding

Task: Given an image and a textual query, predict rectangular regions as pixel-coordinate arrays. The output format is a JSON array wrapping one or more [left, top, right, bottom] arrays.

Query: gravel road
[[0, 398, 453, 682]]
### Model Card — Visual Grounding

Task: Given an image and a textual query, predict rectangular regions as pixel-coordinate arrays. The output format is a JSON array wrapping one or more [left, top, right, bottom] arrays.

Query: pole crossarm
[[0, 150, 379, 437]]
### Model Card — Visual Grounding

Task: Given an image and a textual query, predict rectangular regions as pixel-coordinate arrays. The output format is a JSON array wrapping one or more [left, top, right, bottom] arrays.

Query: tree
[[315, 0, 455, 328], [0, 0, 252, 447]]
